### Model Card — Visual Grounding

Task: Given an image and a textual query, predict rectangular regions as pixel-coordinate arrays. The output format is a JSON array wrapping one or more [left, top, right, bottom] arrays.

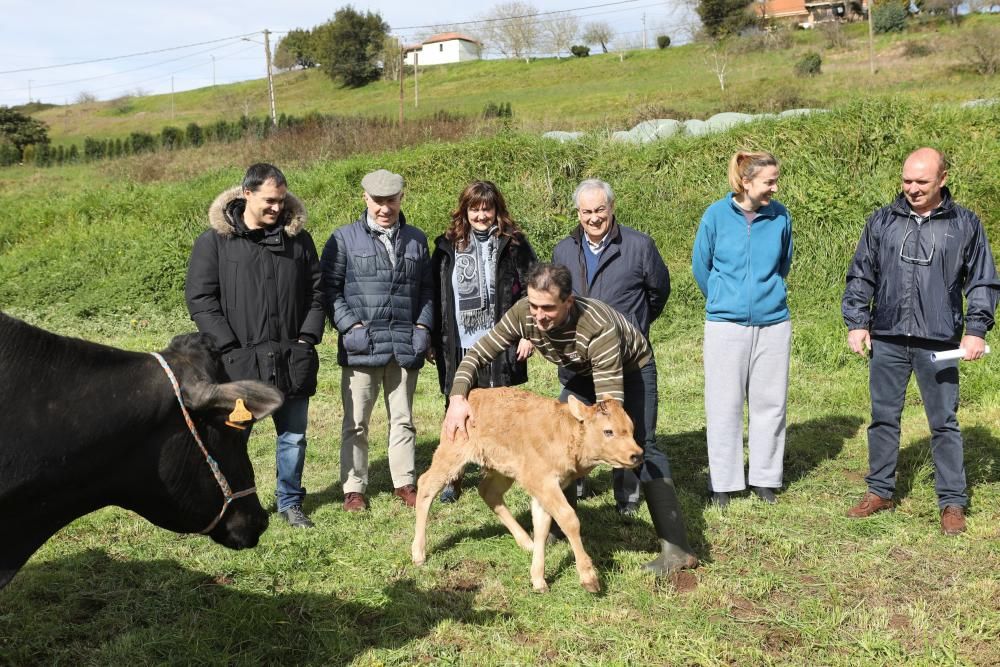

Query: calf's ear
[[185, 380, 284, 420], [567, 394, 591, 422]]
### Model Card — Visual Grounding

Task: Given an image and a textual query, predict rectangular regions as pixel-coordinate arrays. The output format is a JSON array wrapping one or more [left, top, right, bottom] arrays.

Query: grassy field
[[2, 100, 1000, 664], [26, 15, 1000, 144]]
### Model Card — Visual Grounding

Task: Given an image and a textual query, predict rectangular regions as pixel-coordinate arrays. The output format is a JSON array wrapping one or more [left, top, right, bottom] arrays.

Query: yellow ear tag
[[225, 398, 253, 430]]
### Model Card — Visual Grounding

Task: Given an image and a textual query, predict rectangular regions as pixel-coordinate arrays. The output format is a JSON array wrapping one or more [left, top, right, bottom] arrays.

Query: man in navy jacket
[[842, 147, 1000, 535], [553, 179, 671, 515]]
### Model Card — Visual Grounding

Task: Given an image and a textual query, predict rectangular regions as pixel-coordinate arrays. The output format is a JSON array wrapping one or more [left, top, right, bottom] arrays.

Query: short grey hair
[[573, 179, 615, 209]]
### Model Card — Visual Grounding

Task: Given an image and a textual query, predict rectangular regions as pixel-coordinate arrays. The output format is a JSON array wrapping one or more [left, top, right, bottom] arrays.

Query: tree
[[540, 12, 580, 58], [481, 1, 541, 62], [381, 35, 405, 81], [697, 0, 756, 39], [314, 7, 389, 87], [657, 35, 671, 49], [0, 107, 50, 159], [582, 21, 615, 53], [274, 29, 318, 70], [703, 39, 731, 90]]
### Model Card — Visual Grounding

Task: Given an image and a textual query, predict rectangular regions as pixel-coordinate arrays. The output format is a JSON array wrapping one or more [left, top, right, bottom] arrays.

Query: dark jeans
[[241, 396, 310, 512], [866, 336, 965, 508], [559, 361, 672, 484]]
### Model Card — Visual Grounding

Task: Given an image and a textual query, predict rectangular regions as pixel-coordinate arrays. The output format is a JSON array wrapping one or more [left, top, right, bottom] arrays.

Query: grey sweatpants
[[703, 320, 791, 492]]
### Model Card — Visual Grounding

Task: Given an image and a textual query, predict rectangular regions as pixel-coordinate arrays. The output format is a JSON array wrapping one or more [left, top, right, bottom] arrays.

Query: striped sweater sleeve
[[449, 301, 526, 398], [581, 301, 626, 402]]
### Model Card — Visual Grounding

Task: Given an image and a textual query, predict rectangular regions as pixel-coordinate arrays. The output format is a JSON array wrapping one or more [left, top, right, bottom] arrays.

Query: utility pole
[[398, 48, 404, 127], [867, 0, 875, 75], [171, 76, 175, 120], [414, 52, 419, 108], [211, 55, 216, 87], [27, 80, 31, 104], [263, 29, 277, 126], [642, 14, 647, 49]]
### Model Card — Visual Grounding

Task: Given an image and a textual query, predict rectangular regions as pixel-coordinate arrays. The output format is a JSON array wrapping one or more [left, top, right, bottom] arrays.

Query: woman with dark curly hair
[[430, 180, 537, 502]]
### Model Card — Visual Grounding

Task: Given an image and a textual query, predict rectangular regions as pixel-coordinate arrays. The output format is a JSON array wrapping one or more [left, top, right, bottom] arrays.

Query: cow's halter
[[151, 353, 257, 534]]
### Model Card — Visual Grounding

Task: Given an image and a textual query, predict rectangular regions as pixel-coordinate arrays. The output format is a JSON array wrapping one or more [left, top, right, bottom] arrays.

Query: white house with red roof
[[404, 32, 482, 66]]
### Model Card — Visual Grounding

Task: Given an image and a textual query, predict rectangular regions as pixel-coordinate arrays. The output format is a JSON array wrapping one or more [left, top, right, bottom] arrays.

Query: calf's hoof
[[411, 547, 426, 566], [532, 579, 550, 593], [580, 574, 601, 593]]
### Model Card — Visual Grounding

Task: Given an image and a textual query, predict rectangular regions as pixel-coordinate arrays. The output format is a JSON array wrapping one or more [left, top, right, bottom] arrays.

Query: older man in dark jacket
[[321, 169, 433, 512], [553, 178, 671, 515], [186, 163, 325, 529], [842, 147, 1000, 536]]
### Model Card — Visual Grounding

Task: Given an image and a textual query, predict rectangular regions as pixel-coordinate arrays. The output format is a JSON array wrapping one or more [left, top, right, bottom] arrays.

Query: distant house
[[754, 0, 863, 26], [404, 33, 482, 67]]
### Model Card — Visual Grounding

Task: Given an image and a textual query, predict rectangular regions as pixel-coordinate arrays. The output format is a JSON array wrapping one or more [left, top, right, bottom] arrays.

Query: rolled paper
[[931, 345, 991, 362]]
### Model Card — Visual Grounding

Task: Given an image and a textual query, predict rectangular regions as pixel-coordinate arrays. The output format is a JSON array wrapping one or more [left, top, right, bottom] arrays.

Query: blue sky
[[0, 0, 695, 107]]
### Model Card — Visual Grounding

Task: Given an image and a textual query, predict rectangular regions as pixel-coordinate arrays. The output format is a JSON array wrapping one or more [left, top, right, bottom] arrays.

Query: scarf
[[367, 216, 399, 267], [455, 226, 498, 335]]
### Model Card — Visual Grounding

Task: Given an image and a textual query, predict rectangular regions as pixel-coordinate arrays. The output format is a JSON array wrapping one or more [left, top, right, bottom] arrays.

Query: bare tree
[[480, 1, 541, 62], [703, 39, 731, 91], [540, 12, 580, 58], [583, 21, 615, 53]]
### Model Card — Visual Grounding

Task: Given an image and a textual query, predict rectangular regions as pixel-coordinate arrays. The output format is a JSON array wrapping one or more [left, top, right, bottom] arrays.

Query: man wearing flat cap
[[321, 169, 434, 512]]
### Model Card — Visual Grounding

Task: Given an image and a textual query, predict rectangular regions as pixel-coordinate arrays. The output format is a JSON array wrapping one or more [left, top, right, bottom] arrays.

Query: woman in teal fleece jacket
[[692, 151, 793, 508]]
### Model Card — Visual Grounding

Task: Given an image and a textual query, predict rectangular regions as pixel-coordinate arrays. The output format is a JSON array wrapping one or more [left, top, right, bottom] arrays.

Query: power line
[[0, 32, 260, 75], [0, 40, 248, 95]]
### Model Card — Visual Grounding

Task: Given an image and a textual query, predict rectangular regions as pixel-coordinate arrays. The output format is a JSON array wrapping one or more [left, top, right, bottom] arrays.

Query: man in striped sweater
[[444, 263, 698, 576]]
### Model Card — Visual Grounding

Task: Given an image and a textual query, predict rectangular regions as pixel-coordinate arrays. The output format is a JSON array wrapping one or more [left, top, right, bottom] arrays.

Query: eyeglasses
[[899, 217, 935, 266]]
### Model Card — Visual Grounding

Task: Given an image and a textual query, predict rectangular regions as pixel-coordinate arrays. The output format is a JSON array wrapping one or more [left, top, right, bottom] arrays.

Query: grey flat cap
[[361, 169, 404, 197]]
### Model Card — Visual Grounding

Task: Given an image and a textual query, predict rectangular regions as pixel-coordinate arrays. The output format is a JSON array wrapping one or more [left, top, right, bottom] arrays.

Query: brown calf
[[412, 387, 643, 593]]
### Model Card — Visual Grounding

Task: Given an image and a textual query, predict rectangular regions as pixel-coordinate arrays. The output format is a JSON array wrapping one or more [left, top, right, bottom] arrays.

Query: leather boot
[[643, 478, 698, 576]]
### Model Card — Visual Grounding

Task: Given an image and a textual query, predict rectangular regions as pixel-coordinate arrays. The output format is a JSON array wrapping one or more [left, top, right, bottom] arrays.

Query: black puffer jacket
[[842, 188, 1000, 342], [185, 187, 325, 398], [431, 231, 536, 396], [321, 211, 434, 369]]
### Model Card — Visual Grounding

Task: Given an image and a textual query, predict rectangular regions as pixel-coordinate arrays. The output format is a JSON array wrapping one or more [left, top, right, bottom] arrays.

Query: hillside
[[28, 15, 1000, 144], [3, 99, 1000, 664]]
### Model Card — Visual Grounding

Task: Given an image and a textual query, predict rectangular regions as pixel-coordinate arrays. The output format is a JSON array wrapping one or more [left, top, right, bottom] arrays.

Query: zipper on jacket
[[746, 215, 753, 324]]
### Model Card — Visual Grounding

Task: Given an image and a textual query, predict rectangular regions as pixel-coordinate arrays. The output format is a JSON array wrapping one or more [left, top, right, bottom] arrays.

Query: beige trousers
[[340, 360, 419, 494]]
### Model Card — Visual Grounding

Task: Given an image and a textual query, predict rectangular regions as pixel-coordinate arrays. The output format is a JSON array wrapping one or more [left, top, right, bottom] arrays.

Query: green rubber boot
[[642, 478, 699, 576]]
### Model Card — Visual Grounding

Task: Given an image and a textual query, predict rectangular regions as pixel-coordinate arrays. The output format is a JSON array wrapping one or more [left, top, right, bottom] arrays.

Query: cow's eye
[[603, 429, 614, 437]]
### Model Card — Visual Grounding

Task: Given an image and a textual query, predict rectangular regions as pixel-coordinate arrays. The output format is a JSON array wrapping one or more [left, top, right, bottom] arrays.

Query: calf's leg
[[530, 478, 600, 593], [479, 471, 533, 551], [412, 436, 469, 565], [529, 497, 553, 592]]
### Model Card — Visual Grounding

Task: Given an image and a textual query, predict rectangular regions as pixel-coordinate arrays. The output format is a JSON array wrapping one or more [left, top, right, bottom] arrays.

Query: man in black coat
[[185, 163, 325, 528], [321, 169, 434, 512], [553, 179, 671, 516], [843, 147, 1000, 535]]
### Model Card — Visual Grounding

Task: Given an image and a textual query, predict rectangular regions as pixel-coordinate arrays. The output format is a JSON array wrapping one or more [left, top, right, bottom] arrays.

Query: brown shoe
[[940, 505, 966, 536], [847, 491, 894, 518], [393, 484, 417, 508], [343, 492, 367, 512]]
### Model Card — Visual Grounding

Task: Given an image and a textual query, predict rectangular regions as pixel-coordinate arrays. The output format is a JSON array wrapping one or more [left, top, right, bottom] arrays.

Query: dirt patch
[[439, 561, 487, 593], [729, 595, 764, 621], [842, 469, 865, 483], [671, 570, 698, 594]]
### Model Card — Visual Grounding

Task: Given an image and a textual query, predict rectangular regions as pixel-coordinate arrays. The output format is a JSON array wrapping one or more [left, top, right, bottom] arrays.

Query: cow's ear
[[185, 381, 284, 420], [566, 394, 591, 422]]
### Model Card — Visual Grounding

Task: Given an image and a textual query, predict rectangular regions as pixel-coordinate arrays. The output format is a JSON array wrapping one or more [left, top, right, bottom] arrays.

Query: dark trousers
[[866, 336, 966, 508], [560, 361, 672, 484]]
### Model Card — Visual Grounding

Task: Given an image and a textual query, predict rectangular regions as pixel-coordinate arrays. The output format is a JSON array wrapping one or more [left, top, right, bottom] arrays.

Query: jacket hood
[[208, 186, 308, 238]]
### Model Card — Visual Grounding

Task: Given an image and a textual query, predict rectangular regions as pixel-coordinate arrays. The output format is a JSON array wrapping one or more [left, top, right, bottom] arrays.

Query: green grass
[[2, 99, 1000, 664], [28, 16, 1000, 144]]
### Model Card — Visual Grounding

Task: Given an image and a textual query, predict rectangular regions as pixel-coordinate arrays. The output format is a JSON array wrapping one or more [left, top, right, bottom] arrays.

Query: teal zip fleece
[[692, 193, 793, 325]]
